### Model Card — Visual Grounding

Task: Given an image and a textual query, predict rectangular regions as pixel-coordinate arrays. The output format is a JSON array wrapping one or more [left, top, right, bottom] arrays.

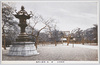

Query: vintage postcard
[[1, 0, 99, 64]]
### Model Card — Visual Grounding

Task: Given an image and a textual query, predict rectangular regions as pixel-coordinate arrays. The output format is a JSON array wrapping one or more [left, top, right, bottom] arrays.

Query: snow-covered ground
[[62, 43, 98, 49], [2, 43, 98, 50], [2, 43, 98, 61]]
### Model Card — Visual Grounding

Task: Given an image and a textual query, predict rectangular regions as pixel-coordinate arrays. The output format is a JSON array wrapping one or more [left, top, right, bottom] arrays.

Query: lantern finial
[[21, 6, 25, 10]]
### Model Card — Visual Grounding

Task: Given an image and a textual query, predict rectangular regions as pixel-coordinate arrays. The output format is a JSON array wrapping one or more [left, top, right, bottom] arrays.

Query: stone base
[[8, 42, 39, 56]]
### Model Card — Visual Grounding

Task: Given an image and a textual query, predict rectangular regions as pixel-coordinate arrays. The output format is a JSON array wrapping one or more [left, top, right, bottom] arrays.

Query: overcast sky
[[6, 1, 98, 32]]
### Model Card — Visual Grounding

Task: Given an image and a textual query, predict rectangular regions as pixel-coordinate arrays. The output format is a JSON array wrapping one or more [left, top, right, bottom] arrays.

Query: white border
[[1, 1, 100, 2], [1, 61, 99, 64], [1, 0, 99, 64]]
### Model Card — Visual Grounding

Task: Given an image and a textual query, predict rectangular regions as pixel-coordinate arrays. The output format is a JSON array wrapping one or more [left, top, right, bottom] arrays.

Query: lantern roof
[[14, 6, 31, 19]]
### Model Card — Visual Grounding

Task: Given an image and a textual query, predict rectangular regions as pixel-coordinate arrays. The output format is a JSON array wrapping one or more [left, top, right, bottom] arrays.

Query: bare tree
[[39, 33, 49, 46], [46, 24, 63, 46], [26, 14, 55, 49], [45, 23, 58, 45], [67, 28, 81, 46]]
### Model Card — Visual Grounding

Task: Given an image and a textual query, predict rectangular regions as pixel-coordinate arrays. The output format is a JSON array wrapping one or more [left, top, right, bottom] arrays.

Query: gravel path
[[2, 44, 98, 61]]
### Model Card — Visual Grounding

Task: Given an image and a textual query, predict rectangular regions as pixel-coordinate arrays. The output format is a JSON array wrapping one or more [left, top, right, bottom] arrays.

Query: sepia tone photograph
[[1, 1, 99, 64]]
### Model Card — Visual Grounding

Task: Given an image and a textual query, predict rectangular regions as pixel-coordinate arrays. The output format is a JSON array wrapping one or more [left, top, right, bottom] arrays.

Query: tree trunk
[[82, 38, 84, 45], [3, 34, 6, 50], [2, 25, 6, 50], [35, 42, 37, 49], [62, 37, 63, 44], [55, 40, 57, 46], [67, 37, 70, 46], [35, 37, 38, 49]]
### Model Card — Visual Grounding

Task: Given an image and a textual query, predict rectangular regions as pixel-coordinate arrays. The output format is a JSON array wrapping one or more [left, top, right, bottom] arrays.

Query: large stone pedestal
[[8, 42, 39, 56]]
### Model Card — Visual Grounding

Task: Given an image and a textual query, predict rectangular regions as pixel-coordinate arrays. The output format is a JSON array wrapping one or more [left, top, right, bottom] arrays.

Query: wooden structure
[[61, 31, 70, 45]]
